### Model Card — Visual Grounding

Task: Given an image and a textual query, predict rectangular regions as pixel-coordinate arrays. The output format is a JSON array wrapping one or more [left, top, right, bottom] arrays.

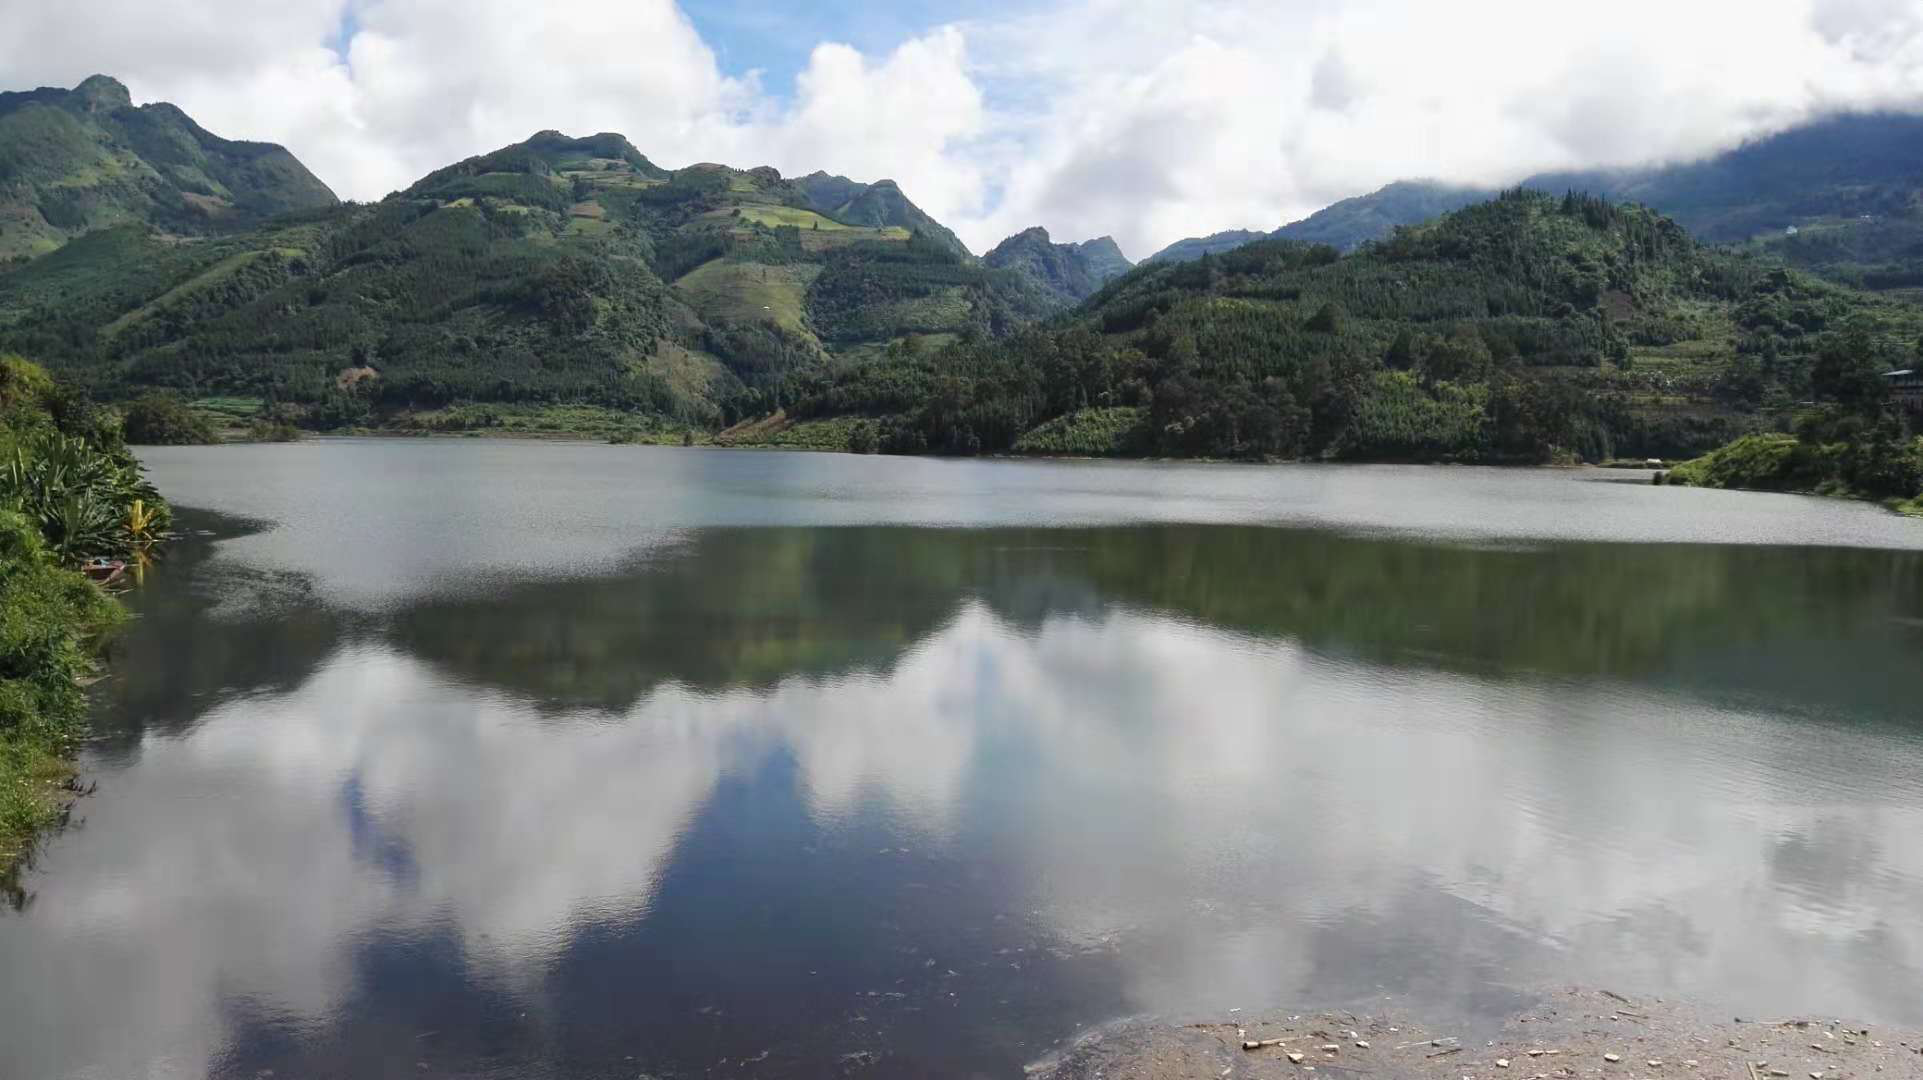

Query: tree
[[1306, 302, 1346, 334], [1809, 329, 1889, 415], [120, 393, 218, 446]]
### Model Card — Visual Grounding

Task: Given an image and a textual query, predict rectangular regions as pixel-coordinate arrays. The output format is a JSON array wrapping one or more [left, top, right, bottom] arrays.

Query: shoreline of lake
[[187, 425, 1923, 518], [8, 444, 1920, 1078], [1030, 987, 1923, 1079]]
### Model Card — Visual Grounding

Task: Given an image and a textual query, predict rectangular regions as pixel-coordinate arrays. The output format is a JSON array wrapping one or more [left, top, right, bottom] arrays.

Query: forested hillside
[[1143, 228, 1270, 266], [0, 125, 1058, 431], [1147, 113, 1923, 300], [778, 190, 1923, 462], [983, 227, 1132, 304], [3, 79, 1918, 463], [0, 76, 337, 261], [1, 356, 168, 870], [1272, 181, 1492, 252]]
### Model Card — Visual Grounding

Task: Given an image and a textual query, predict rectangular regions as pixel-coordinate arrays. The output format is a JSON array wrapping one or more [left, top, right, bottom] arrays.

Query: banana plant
[[0, 432, 168, 561], [126, 498, 159, 549]]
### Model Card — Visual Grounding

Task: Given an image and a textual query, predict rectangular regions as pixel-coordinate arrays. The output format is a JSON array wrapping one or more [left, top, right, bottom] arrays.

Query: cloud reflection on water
[[6, 588, 1922, 1078]]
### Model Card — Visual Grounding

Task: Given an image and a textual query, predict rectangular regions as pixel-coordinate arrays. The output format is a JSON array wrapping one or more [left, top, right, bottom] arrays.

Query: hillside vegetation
[[984, 227, 1132, 304], [1149, 113, 1923, 301], [0, 357, 170, 876], [2, 81, 1918, 468], [1664, 323, 1923, 512], [0, 76, 336, 261], [781, 190, 1923, 461], [0, 128, 1059, 431]]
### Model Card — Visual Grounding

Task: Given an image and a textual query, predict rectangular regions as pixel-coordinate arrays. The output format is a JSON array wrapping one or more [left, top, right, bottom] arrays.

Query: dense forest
[[0, 76, 336, 261], [1666, 323, 1923, 512], [777, 190, 1923, 463], [0, 356, 169, 875], [0, 128, 1062, 433], [1, 83, 1919, 479], [1152, 114, 1923, 306], [982, 228, 1133, 305]]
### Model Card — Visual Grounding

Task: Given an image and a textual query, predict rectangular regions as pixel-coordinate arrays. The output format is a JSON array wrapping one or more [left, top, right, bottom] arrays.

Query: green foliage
[[983, 227, 1133, 305], [1671, 311, 1923, 507], [0, 355, 170, 556], [0, 505, 124, 855], [0, 76, 336, 259], [0, 356, 160, 870], [1670, 419, 1922, 506], [1155, 115, 1923, 301], [2, 433, 169, 559], [1142, 229, 1270, 266], [0, 127, 1055, 433], [120, 392, 218, 445], [1273, 181, 1492, 253], [11, 111, 1921, 471], [789, 190, 1919, 464], [715, 415, 876, 451], [1666, 433, 1833, 491], [1335, 372, 1487, 460], [1012, 406, 1146, 456], [805, 233, 1055, 344]]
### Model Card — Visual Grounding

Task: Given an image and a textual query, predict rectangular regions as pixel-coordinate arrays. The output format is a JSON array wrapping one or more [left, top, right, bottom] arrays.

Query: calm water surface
[[4, 441, 1923, 1079]]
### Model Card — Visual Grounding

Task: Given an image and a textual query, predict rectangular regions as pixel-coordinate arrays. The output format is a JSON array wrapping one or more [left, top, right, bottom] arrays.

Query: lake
[[4, 440, 1922, 1079]]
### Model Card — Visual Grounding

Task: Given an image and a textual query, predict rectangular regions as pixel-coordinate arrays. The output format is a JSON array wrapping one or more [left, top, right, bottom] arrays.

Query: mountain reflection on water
[[3, 469, 1921, 1077]]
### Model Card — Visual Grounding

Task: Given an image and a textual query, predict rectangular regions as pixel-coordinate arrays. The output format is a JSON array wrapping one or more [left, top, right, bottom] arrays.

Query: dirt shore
[[1027, 989, 1923, 1079]]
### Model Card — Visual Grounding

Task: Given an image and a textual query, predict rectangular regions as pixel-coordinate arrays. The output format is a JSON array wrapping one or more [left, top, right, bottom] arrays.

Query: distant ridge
[[1141, 111, 1923, 297], [0, 75, 337, 259], [984, 226, 1133, 303], [0, 120, 1060, 428]]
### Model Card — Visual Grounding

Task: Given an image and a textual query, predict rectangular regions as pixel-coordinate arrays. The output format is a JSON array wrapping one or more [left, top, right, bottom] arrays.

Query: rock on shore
[[1026, 988, 1922, 1080]]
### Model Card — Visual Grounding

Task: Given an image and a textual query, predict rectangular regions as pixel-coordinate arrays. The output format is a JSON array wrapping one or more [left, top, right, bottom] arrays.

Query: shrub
[[120, 393, 218, 445]]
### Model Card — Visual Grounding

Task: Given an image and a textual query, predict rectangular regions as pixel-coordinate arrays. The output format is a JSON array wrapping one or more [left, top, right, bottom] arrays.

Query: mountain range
[[982, 227, 1131, 304], [0, 76, 337, 261], [0, 75, 1920, 461], [1145, 113, 1923, 303], [0, 82, 1098, 428]]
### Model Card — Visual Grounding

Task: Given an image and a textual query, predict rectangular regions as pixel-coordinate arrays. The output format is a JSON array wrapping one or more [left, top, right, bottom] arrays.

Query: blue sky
[[9, 0, 1920, 257], [681, 0, 1020, 96]]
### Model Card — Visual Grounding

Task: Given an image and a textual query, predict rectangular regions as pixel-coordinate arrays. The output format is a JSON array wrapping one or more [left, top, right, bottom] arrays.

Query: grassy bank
[[0, 510, 124, 874], [1667, 428, 1923, 512], [1, 356, 166, 876]]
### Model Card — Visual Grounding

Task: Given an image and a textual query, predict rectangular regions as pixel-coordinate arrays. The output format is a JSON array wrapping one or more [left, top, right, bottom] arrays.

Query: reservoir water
[[4, 441, 1921, 1078]]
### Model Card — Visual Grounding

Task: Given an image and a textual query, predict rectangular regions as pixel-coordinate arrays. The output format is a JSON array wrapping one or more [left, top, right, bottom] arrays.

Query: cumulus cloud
[[961, 0, 1923, 254], [1, 0, 1920, 257], [13, 601, 1923, 1077]]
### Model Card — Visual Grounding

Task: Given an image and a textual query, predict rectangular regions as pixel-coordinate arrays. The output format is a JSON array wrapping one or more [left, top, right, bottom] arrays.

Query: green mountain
[[1272, 180, 1491, 251], [1068, 235, 1132, 284], [1145, 113, 1923, 299], [0, 76, 337, 261], [6, 82, 1915, 458], [1142, 228, 1269, 266], [1526, 113, 1923, 244], [790, 171, 970, 257], [1529, 113, 1923, 302], [983, 227, 1132, 304], [0, 123, 1055, 430], [785, 189, 1923, 461]]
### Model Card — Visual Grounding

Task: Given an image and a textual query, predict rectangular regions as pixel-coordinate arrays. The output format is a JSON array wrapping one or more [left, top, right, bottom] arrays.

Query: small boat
[[81, 556, 127, 586]]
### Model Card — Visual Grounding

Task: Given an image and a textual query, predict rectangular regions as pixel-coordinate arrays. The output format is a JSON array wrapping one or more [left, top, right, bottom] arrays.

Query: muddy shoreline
[[1027, 989, 1923, 1079]]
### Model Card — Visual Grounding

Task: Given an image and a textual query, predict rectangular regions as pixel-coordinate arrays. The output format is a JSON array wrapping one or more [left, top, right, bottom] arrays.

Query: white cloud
[[12, 601, 1923, 1077], [960, 0, 1923, 255], [1, 0, 1920, 257]]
